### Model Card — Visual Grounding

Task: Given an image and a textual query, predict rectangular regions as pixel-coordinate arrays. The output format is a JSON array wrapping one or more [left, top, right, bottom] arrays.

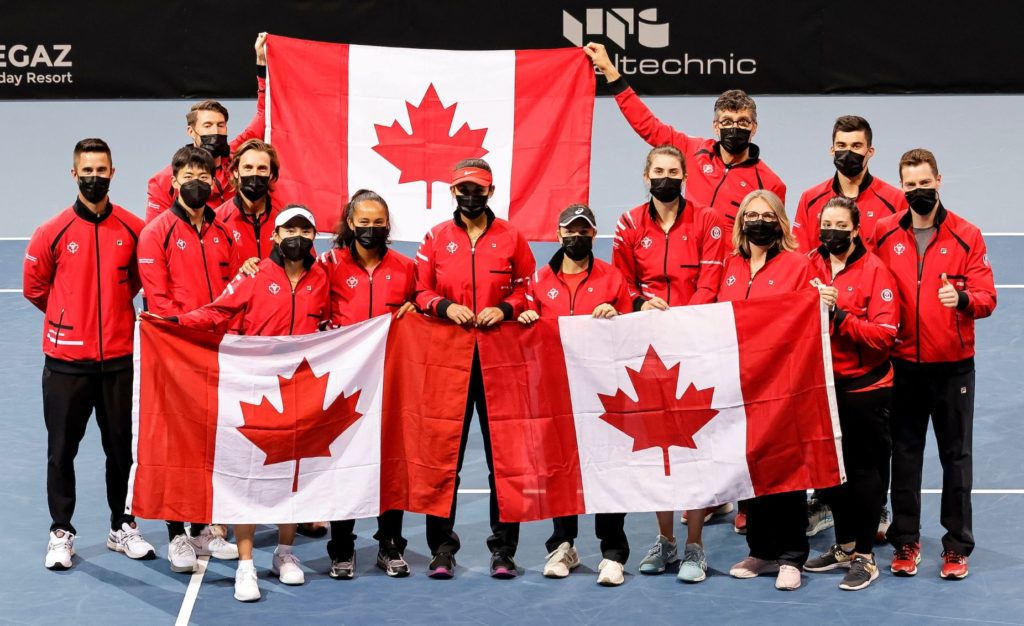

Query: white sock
[[276, 544, 292, 556], [237, 559, 255, 572]]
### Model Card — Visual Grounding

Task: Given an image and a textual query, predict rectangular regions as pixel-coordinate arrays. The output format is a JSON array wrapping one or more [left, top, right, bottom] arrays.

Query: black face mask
[[649, 177, 683, 203], [743, 220, 782, 247], [354, 226, 388, 250], [561, 235, 593, 261], [833, 150, 866, 178], [178, 179, 212, 210], [819, 228, 854, 256], [906, 187, 938, 216], [719, 127, 752, 155], [455, 193, 489, 219], [279, 235, 313, 261], [199, 133, 230, 158], [77, 175, 110, 204], [239, 175, 270, 202]]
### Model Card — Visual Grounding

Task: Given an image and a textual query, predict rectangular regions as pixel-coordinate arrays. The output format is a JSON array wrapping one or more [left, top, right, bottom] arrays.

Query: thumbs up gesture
[[937, 272, 959, 308]]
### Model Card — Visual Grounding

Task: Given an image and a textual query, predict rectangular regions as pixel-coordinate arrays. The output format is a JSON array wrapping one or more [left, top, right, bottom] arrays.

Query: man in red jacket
[[414, 159, 536, 579], [23, 138, 155, 570], [872, 148, 997, 580], [215, 138, 281, 276], [583, 43, 786, 226], [145, 33, 268, 222], [793, 115, 907, 253], [137, 145, 239, 573]]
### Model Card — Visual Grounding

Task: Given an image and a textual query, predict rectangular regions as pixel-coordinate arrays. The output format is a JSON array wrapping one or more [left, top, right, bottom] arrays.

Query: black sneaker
[[328, 553, 356, 580], [297, 522, 328, 538], [490, 552, 518, 579], [839, 555, 879, 591], [377, 541, 410, 578], [428, 551, 456, 579], [804, 543, 854, 572]]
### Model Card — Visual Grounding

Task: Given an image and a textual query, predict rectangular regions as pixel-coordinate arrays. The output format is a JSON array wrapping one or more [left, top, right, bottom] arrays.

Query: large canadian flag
[[478, 288, 845, 522], [127, 313, 475, 524], [264, 34, 595, 242]]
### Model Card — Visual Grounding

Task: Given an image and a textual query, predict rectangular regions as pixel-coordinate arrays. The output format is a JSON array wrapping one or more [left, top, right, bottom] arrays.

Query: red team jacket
[[871, 206, 997, 364], [145, 68, 267, 223], [214, 194, 280, 276], [524, 251, 633, 317], [177, 249, 328, 336], [320, 245, 417, 326], [23, 200, 145, 366], [610, 78, 786, 224], [138, 204, 236, 317], [612, 199, 727, 308], [792, 173, 907, 252], [414, 210, 535, 320], [808, 242, 899, 381], [717, 248, 819, 302]]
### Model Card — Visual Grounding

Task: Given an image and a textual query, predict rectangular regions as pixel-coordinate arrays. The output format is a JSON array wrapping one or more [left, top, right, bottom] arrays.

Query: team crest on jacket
[[711, 226, 722, 239], [547, 288, 559, 300], [268, 282, 281, 295], [702, 164, 713, 174], [177, 238, 187, 250], [893, 242, 906, 256], [726, 275, 736, 286], [66, 241, 79, 254], [446, 241, 458, 254], [640, 236, 653, 249], [881, 288, 894, 302], [346, 276, 358, 288], [233, 230, 242, 241]]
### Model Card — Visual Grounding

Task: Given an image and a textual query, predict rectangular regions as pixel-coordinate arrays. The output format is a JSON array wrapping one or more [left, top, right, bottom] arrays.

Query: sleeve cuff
[[608, 76, 630, 96], [832, 308, 847, 326], [497, 302, 514, 321], [436, 299, 454, 319], [256, 65, 267, 79], [956, 290, 969, 310], [632, 296, 646, 312]]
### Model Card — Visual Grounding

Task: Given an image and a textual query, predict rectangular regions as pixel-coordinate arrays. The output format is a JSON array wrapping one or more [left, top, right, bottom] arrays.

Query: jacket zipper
[[709, 166, 732, 208], [289, 285, 296, 334], [94, 223, 104, 365], [911, 228, 938, 364], [367, 268, 375, 320], [662, 232, 671, 305], [198, 224, 214, 301]]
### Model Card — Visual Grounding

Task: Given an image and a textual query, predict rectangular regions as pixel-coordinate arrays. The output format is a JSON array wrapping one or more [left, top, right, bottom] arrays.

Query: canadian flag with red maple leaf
[[127, 313, 477, 524], [478, 289, 845, 522], [264, 34, 594, 241]]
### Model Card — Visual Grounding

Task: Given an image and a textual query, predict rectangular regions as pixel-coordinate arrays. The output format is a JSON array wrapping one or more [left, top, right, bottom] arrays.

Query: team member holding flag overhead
[[319, 189, 417, 580], [413, 159, 536, 579], [802, 197, 898, 591], [611, 144, 727, 583], [717, 189, 822, 591], [168, 205, 329, 602], [517, 204, 633, 586]]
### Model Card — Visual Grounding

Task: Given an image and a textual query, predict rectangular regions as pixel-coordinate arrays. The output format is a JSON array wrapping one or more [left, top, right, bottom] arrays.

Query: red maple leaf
[[372, 83, 489, 210], [597, 345, 719, 477], [238, 358, 362, 492]]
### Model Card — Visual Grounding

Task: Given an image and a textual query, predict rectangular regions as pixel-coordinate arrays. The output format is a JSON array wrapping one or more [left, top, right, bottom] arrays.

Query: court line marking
[[174, 555, 209, 626]]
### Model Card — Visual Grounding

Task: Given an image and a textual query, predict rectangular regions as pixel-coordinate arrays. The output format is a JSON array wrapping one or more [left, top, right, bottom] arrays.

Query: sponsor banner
[[3, 1, 1022, 99]]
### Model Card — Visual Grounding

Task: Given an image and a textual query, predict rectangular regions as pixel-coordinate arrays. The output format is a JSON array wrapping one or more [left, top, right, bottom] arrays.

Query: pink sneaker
[[729, 556, 779, 579]]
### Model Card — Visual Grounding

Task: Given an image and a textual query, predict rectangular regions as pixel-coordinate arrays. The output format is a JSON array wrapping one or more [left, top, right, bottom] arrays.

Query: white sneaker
[[234, 565, 260, 602], [45, 530, 75, 570], [543, 542, 581, 578], [167, 533, 198, 573], [189, 527, 239, 560], [271, 550, 305, 585], [208, 524, 229, 540], [107, 522, 156, 559], [597, 559, 625, 586]]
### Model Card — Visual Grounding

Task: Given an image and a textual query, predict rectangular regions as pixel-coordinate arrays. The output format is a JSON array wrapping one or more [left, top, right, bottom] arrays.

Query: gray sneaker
[[677, 543, 707, 583], [839, 555, 879, 591], [804, 543, 853, 572], [638, 535, 678, 575], [806, 498, 834, 537]]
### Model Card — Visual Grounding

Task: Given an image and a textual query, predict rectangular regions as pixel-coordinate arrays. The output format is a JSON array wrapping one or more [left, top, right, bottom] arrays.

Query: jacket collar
[[73, 197, 112, 223], [547, 248, 594, 275], [452, 206, 496, 231], [713, 141, 762, 167], [816, 237, 868, 267], [170, 200, 216, 227], [830, 171, 874, 196], [233, 192, 273, 225], [897, 202, 948, 231], [646, 197, 688, 224]]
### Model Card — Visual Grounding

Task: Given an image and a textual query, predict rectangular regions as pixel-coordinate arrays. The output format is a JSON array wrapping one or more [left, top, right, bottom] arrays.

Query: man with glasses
[[584, 43, 786, 228]]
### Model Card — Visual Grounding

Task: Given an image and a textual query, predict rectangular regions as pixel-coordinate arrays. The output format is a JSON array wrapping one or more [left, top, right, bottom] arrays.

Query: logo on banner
[[0, 44, 73, 88], [561, 8, 756, 78], [562, 8, 669, 48]]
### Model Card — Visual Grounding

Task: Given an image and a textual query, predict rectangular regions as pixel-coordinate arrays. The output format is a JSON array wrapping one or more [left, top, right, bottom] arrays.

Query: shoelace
[[277, 552, 300, 566], [50, 533, 74, 550], [171, 536, 194, 559], [682, 549, 704, 564], [894, 545, 916, 561], [942, 551, 966, 564], [645, 543, 665, 559]]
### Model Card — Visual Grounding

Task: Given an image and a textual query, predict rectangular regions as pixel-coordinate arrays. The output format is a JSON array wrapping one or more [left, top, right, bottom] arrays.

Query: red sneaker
[[940, 551, 969, 579], [890, 542, 921, 576], [733, 511, 747, 534]]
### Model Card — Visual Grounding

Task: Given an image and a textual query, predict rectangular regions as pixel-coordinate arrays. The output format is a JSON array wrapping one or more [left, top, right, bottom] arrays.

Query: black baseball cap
[[558, 204, 596, 228]]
